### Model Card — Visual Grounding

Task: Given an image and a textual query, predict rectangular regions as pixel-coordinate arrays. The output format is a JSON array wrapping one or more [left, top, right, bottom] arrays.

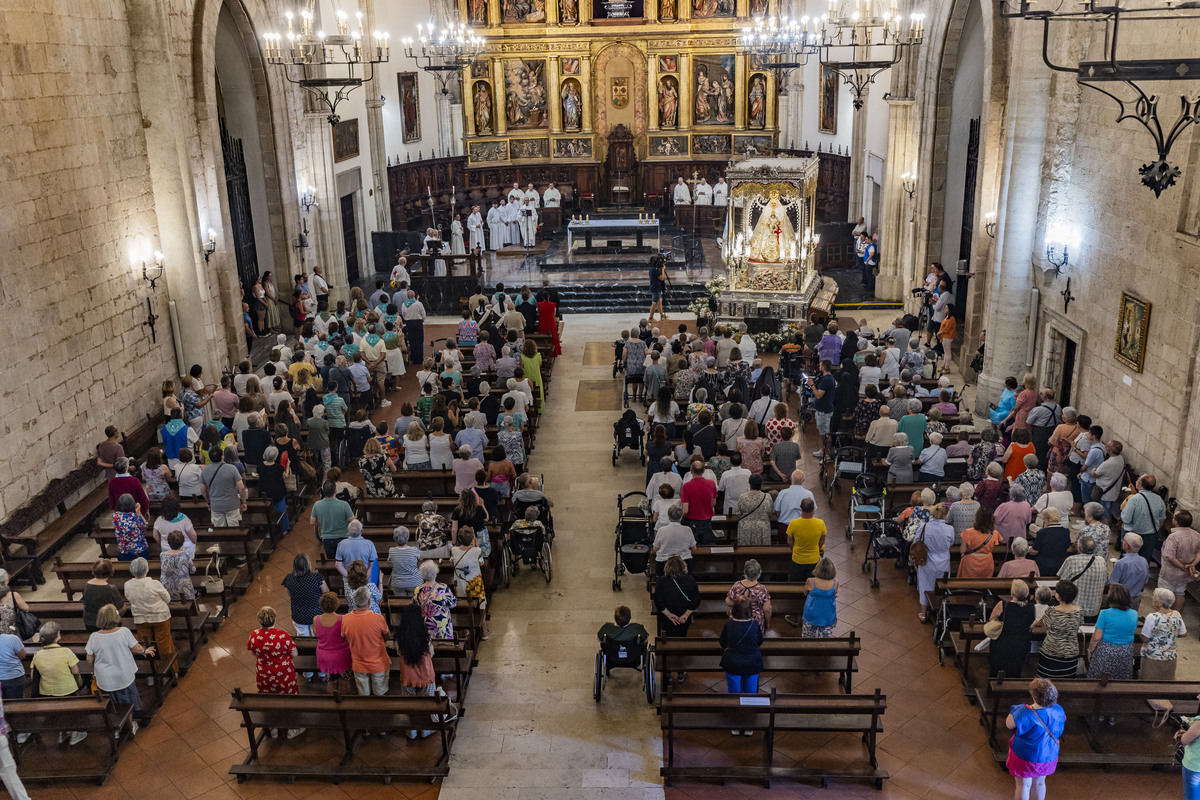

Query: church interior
[[3, 0, 1200, 797]]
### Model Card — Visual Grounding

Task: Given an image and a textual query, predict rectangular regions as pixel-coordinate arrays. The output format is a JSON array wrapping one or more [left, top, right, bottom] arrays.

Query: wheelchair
[[505, 520, 552, 583], [593, 633, 656, 704]]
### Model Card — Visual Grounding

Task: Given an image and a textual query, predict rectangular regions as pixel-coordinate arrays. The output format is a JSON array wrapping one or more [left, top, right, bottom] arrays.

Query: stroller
[[612, 491, 652, 591], [612, 339, 626, 378], [505, 519, 552, 583], [612, 410, 646, 466]]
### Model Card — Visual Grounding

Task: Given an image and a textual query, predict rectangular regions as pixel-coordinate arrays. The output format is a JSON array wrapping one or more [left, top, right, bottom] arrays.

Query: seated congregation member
[[1033, 580, 1083, 679], [947, 482, 980, 541], [915, 504, 955, 623], [915, 432, 947, 481], [725, 560, 772, 634], [998, 537, 1040, 578], [413, 560, 457, 640], [342, 585, 391, 696], [974, 462, 1008, 512], [987, 579, 1035, 678], [86, 604, 155, 736], [1031, 472, 1073, 529]]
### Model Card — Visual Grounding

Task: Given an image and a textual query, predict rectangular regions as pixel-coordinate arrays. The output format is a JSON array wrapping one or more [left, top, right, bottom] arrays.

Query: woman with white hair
[[387, 527, 423, 596], [1031, 472, 1073, 531], [1029, 508, 1072, 575], [413, 560, 457, 640], [916, 432, 947, 481], [998, 538, 1041, 578], [995, 484, 1033, 543], [724, 559, 772, 634], [1079, 501, 1112, 556], [948, 482, 980, 541], [1139, 588, 1186, 680], [916, 505, 955, 622], [987, 579, 1035, 678], [896, 398, 928, 461], [86, 604, 154, 737], [123, 557, 175, 674], [885, 432, 914, 484]]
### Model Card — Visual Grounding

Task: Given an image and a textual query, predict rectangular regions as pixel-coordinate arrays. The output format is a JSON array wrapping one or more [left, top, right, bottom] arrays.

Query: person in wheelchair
[[513, 475, 555, 535], [508, 506, 547, 554], [597, 605, 649, 643]]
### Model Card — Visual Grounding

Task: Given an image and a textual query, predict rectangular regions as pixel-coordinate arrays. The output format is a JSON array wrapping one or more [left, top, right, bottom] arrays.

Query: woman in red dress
[[536, 297, 561, 357], [246, 606, 301, 696]]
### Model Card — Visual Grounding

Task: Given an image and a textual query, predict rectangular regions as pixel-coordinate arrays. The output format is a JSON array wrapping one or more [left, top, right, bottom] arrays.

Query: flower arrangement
[[687, 297, 712, 319], [750, 331, 787, 353], [704, 276, 727, 298]]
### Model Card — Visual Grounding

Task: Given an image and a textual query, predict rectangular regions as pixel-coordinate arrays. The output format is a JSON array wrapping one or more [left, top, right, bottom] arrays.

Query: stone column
[[678, 53, 692, 131], [580, 55, 594, 132], [874, 94, 916, 302], [359, 0, 390, 232], [492, 58, 508, 135], [734, 54, 747, 130], [125, 0, 220, 376], [549, 59, 563, 132], [975, 34, 1048, 415], [305, 116, 348, 303], [648, 55, 660, 131], [846, 86, 869, 221]]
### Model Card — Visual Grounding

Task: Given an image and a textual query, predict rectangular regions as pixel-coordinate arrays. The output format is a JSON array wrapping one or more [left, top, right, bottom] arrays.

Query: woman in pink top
[[312, 591, 352, 680], [735, 420, 766, 475]]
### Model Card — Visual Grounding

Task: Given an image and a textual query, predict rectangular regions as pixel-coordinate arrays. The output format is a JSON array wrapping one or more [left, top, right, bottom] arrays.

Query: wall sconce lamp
[[300, 185, 318, 214], [984, 211, 997, 239], [1044, 222, 1079, 274], [142, 251, 165, 289], [203, 229, 217, 262], [900, 169, 917, 222]]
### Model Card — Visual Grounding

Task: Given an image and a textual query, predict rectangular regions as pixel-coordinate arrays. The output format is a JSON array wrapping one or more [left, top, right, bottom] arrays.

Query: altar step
[[556, 281, 706, 314]]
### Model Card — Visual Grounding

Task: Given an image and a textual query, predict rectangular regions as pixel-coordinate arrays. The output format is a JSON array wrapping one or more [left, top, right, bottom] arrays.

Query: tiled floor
[[37, 312, 1196, 800]]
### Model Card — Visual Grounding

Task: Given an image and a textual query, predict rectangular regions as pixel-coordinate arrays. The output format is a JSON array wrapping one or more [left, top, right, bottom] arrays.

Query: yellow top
[[786, 516, 826, 565]]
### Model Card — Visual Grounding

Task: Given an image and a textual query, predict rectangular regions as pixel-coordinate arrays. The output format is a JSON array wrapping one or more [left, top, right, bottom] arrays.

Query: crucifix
[[687, 170, 701, 265], [1060, 276, 1076, 313]]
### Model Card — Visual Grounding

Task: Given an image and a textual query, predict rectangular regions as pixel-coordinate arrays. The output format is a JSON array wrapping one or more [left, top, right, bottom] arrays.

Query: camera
[[650, 253, 667, 269], [910, 287, 931, 299]]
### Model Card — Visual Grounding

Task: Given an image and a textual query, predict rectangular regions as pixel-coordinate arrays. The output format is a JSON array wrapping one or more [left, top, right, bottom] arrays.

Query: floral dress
[[358, 453, 396, 497], [624, 339, 647, 378], [1140, 611, 1185, 679], [725, 581, 772, 634], [414, 582, 457, 640], [159, 550, 195, 601], [144, 467, 169, 503], [674, 354, 706, 402], [246, 627, 299, 694], [416, 512, 450, 551], [113, 512, 148, 558], [498, 428, 526, 466], [736, 490, 773, 546], [968, 441, 1005, 481], [853, 398, 881, 437]]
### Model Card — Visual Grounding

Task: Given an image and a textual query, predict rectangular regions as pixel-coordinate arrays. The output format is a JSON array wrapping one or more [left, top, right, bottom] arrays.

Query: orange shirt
[[340, 609, 390, 673], [938, 316, 957, 341], [957, 528, 1002, 578], [1005, 442, 1035, 482]]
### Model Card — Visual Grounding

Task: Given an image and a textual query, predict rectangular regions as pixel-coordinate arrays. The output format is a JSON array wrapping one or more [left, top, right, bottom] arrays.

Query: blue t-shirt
[[0, 634, 23, 680], [1009, 704, 1064, 764], [1096, 607, 1138, 646], [336, 536, 380, 585], [813, 374, 837, 414]]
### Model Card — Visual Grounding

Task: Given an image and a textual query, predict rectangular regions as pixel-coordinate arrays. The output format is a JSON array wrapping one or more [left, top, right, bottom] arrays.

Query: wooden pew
[[5, 696, 132, 784], [52, 557, 243, 623], [646, 546, 793, 592], [654, 634, 862, 693], [24, 600, 210, 669], [227, 689, 457, 783], [649, 584, 809, 637], [660, 689, 888, 789], [91, 525, 270, 573], [1, 484, 110, 589], [291, 637, 475, 704], [975, 677, 1200, 766], [17, 642, 178, 718]]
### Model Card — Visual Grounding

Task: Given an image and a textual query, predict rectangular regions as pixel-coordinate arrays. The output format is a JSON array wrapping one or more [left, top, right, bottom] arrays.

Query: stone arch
[[591, 41, 649, 160]]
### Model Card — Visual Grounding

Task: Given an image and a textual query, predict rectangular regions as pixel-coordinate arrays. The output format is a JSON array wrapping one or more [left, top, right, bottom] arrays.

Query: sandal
[[917, 613, 927, 623]]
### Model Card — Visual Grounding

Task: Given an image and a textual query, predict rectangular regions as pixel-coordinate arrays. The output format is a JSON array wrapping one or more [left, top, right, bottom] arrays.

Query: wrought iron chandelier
[[737, 17, 821, 89], [998, 0, 1200, 197], [817, 0, 925, 108], [402, 23, 486, 95], [263, 1, 389, 126]]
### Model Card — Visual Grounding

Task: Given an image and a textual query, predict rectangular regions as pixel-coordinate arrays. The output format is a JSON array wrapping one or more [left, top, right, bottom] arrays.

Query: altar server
[[507, 181, 524, 205], [673, 176, 691, 205], [523, 182, 541, 207], [520, 198, 539, 247], [502, 196, 522, 243], [695, 178, 712, 205], [542, 182, 561, 208], [467, 205, 485, 252], [487, 201, 506, 250], [713, 176, 729, 205]]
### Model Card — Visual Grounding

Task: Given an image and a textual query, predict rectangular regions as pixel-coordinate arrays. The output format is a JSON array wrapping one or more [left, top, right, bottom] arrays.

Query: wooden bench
[[661, 688, 887, 790], [291, 637, 475, 704], [649, 584, 809, 637], [52, 557, 242, 623], [91, 525, 269, 574], [1, 484, 110, 589], [646, 546, 793, 589], [17, 642, 178, 717], [975, 677, 1200, 766], [25, 600, 210, 669], [654, 634, 861, 693], [5, 696, 133, 784], [227, 689, 457, 783]]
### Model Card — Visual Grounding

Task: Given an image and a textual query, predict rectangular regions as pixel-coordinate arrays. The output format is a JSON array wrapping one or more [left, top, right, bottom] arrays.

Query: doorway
[[340, 194, 360, 285], [1043, 325, 1079, 408]]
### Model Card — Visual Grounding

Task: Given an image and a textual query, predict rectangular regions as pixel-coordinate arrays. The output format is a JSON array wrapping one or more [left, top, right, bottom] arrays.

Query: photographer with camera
[[648, 253, 669, 322]]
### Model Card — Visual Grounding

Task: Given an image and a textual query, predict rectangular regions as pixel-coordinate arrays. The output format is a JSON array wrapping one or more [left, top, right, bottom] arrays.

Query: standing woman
[[536, 291, 562, 357], [395, 604, 437, 739], [251, 276, 268, 335], [1033, 580, 1084, 679], [141, 448, 171, 503], [262, 271, 282, 333], [1176, 699, 1200, 799], [281, 554, 328, 639], [521, 340, 545, 414], [916, 505, 956, 622], [450, 530, 490, 640], [1005, 678, 1065, 800], [403, 420, 431, 470], [1140, 588, 1187, 680], [246, 606, 305, 738], [957, 507, 1002, 578], [313, 591, 352, 686], [653, 556, 700, 640], [427, 417, 455, 470], [113, 494, 149, 562], [720, 598, 763, 698], [450, 489, 490, 560], [1006, 373, 1039, 436], [85, 604, 154, 736], [801, 558, 839, 638], [1086, 584, 1137, 680], [988, 579, 1036, 678]]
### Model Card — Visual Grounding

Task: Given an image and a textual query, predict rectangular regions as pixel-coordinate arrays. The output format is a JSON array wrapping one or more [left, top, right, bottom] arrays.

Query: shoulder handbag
[[6, 594, 40, 640], [984, 601, 1007, 640], [909, 523, 930, 567], [1027, 706, 1061, 747], [1066, 555, 1097, 584], [202, 552, 224, 595], [962, 533, 994, 558]]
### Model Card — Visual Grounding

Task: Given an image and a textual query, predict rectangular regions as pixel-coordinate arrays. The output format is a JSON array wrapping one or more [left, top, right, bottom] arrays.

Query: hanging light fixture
[[263, 1, 389, 125], [403, 22, 486, 95], [736, 16, 821, 87], [817, 0, 924, 108]]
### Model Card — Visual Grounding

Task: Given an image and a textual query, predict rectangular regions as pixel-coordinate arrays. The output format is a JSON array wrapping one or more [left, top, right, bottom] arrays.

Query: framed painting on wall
[[398, 72, 421, 142], [818, 63, 838, 134], [333, 118, 359, 162], [1114, 292, 1151, 372], [648, 134, 687, 157], [692, 55, 734, 126], [504, 59, 548, 129], [658, 55, 677, 73], [468, 140, 510, 164], [561, 57, 581, 76]]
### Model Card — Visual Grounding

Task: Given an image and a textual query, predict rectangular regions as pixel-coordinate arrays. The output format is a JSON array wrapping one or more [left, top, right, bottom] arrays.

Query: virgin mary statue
[[747, 191, 795, 264]]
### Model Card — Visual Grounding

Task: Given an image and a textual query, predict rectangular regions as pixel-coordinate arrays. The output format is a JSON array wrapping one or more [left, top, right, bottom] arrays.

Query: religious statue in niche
[[502, 0, 546, 23], [474, 81, 494, 134], [748, 191, 795, 264], [691, 0, 734, 18], [504, 59, 547, 128], [560, 0, 579, 22], [561, 80, 582, 130], [693, 57, 734, 125], [468, 0, 488, 25], [659, 0, 677, 20], [658, 76, 679, 128], [748, 73, 767, 128], [749, 0, 767, 16]]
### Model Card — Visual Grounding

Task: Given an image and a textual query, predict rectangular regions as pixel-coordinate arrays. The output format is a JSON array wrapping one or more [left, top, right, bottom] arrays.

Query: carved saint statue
[[560, 0, 578, 22], [561, 82, 581, 130], [748, 192, 796, 263], [748, 75, 766, 128], [474, 83, 493, 135], [659, 0, 677, 19], [659, 78, 678, 128]]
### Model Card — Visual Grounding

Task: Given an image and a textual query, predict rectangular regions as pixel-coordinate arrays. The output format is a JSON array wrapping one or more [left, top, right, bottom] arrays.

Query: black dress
[[1031, 526, 1071, 575], [988, 600, 1036, 678], [654, 575, 701, 637]]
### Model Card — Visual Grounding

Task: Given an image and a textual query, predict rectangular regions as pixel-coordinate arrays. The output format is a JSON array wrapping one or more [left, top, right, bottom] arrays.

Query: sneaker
[[287, 728, 306, 739], [270, 728, 279, 739], [16, 733, 30, 745], [812, 450, 824, 458], [730, 729, 742, 736], [406, 730, 419, 740], [58, 732, 67, 745], [784, 615, 802, 627], [130, 721, 139, 737], [380, 399, 392, 407], [69, 731, 88, 746]]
